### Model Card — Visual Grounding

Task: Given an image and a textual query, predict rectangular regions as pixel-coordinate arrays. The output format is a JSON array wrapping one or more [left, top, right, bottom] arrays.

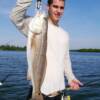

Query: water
[[68, 52, 100, 100], [0, 51, 100, 100]]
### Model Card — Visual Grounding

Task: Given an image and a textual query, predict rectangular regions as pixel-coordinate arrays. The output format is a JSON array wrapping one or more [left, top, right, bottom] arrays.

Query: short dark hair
[[48, 0, 65, 6]]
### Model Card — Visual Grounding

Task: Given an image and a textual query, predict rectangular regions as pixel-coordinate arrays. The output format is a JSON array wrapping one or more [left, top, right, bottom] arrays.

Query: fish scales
[[27, 16, 48, 100]]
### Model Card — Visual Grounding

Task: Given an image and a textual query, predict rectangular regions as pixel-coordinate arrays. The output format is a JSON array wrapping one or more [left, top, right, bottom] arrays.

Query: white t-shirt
[[41, 21, 76, 95]]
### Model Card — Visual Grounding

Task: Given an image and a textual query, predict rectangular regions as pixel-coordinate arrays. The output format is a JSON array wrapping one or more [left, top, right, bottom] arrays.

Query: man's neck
[[48, 18, 59, 26]]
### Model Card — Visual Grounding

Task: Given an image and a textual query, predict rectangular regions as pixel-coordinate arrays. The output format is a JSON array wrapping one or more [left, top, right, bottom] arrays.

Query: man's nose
[[57, 7, 63, 13], [58, 8, 61, 12]]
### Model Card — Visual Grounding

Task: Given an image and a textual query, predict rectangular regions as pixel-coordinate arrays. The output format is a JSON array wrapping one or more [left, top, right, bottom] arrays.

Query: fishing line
[[63, 79, 100, 100], [0, 73, 12, 86], [82, 79, 100, 87]]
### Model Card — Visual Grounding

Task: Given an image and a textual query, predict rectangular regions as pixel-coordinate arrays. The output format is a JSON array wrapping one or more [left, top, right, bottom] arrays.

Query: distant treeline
[[0, 45, 26, 51], [0, 45, 100, 52], [75, 48, 100, 52]]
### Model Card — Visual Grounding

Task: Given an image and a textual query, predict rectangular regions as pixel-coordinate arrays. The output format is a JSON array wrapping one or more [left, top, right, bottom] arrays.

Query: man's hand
[[29, 12, 47, 34], [69, 79, 83, 90]]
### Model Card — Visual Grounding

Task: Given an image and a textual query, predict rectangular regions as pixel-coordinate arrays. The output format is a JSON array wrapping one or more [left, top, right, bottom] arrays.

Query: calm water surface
[[0, 51, 100, 100]]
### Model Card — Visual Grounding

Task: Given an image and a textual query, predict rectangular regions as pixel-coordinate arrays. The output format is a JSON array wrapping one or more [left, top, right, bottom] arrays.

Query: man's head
[[47, 0, 65, 25]]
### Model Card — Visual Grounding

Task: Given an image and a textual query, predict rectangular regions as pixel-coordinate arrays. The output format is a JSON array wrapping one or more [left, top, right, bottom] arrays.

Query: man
[[10, 0, 83, 99]]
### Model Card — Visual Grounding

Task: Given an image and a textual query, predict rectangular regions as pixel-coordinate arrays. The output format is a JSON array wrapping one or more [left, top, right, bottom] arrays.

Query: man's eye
[[53, 5, 64, 10], [53, 5, 58, 8], [60, 7, 64, 10]]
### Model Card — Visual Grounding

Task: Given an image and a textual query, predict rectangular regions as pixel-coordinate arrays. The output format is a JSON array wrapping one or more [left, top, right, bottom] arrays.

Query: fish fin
[[31, 93, 43, 100]]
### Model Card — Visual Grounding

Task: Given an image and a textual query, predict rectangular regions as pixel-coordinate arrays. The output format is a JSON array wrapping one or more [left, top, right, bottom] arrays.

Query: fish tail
[[31, 92, 44, 100]]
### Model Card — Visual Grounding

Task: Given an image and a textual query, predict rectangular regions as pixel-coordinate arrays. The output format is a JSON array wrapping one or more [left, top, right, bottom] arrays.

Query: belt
[[47, 91, 61, 97]]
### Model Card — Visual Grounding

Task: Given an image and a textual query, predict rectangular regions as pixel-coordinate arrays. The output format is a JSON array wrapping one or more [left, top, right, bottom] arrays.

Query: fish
[[27, 13, 48, 100]]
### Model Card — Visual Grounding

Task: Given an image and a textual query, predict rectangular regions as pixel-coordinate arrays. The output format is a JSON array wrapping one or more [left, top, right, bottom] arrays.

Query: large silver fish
[[27, 13, 48, 100]]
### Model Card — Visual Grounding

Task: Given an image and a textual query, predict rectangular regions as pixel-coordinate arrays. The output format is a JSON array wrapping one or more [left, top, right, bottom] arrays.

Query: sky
[[0, 0, 100, 49]]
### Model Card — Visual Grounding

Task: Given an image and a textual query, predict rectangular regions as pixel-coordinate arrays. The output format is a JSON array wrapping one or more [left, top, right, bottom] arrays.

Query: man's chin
[[55, 19, 60, 23], [55, 17, 60, 22]]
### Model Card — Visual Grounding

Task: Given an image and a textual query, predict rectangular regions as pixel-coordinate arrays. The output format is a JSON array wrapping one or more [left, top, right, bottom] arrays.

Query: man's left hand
[[69, 79, 83, 90]]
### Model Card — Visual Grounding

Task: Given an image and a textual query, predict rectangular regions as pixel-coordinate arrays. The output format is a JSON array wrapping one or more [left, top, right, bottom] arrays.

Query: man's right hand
[[29, 12, 47, 34]]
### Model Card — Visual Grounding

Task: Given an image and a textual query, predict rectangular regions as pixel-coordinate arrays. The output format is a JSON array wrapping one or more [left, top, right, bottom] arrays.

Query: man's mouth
[[55, 13, 61, 18]]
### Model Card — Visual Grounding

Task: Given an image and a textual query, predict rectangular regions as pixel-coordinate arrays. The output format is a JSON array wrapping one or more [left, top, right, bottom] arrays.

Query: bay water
[[0, 51, 100, 100]]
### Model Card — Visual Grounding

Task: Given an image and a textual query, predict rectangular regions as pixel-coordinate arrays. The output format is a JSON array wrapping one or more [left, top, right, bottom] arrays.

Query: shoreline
[[0, 45, 100, 52], [71, 49, 100, 52], [0, 45, 26, 51]]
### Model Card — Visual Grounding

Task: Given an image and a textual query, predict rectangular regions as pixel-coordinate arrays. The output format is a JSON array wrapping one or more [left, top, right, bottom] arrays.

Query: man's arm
[[64, 39, 83, 90], [64, 37, 77, 84], [10, 0, 32, 37], [64, 49, 77, 84]]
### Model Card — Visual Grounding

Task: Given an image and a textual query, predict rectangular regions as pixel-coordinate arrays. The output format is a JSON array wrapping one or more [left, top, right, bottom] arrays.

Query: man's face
[[48, 0, 64, 23]]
